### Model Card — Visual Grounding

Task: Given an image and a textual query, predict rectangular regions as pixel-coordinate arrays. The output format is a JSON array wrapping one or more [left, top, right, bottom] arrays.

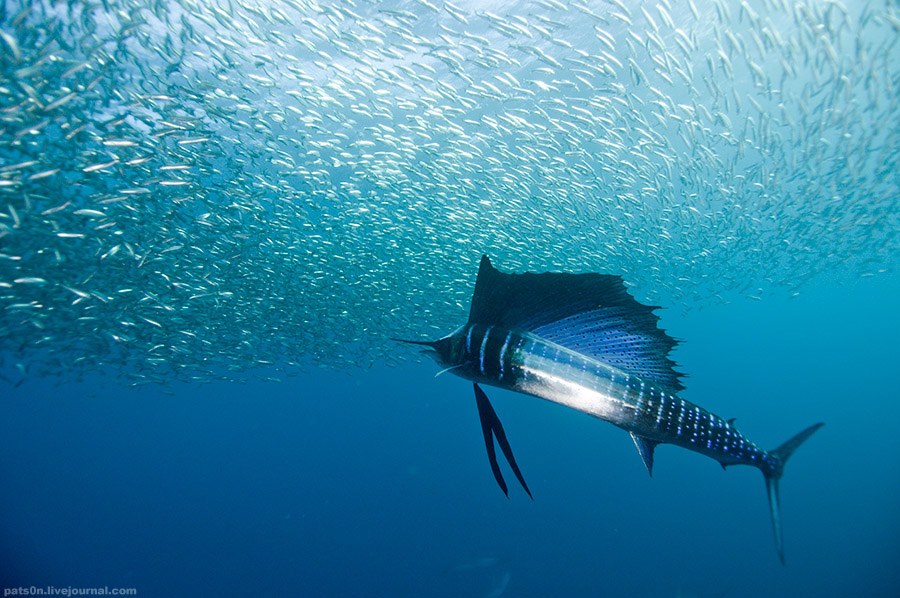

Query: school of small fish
[[0, 0, 897, 385]]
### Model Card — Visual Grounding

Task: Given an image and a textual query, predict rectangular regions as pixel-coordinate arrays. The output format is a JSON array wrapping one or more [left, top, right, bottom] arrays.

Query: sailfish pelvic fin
[[473, 383, 533, 499]]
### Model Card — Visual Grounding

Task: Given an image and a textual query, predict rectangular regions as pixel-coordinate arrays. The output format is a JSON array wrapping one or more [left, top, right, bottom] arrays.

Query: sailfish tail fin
[[762, 422, 824, 565]]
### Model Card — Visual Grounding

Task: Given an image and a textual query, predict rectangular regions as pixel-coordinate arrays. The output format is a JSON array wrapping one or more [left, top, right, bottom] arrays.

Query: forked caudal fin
[[763, 422, 824, 565]]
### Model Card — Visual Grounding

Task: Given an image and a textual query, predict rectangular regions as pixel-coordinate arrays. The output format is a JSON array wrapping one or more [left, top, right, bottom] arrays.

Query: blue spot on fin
[[630, 432, 658, 477], [468, 255, 683, 393]]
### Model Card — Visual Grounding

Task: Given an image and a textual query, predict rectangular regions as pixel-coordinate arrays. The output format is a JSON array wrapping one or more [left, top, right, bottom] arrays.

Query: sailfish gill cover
[[0, 0, 898, 596]]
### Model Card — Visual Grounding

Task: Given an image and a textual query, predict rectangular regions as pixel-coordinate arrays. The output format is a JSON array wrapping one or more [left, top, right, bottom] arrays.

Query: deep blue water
[[2, 0, 899, 595], [3, 271, 899, 597]]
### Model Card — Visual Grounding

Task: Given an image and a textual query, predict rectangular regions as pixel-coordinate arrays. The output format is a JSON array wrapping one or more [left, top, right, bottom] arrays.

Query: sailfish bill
[[397, 254, 823, 564]]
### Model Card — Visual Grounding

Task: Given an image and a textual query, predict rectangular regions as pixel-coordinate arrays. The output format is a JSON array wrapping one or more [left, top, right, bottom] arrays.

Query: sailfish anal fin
[[630, 432, 659, 477], [473, 383, 533, 499]]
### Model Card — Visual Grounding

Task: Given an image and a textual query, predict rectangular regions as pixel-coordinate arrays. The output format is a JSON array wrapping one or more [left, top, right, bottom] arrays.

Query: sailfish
[[395, 255, 822, 564]]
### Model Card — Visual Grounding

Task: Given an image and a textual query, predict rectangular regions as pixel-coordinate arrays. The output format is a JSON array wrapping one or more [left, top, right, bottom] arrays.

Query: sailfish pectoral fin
[[473, 383, 533, 499]]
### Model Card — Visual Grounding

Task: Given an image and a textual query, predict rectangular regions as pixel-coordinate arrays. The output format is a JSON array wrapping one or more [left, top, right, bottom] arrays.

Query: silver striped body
[[449, 323, 770, 470]]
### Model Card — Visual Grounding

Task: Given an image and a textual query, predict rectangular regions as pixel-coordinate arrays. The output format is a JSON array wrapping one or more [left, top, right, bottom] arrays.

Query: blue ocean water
[[3, 271, 899, 597], [2, 0, 899, 596]]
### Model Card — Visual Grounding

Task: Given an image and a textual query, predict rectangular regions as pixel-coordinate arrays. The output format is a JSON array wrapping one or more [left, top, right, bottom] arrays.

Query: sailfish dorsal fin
[[468, 255, 684, 393]]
